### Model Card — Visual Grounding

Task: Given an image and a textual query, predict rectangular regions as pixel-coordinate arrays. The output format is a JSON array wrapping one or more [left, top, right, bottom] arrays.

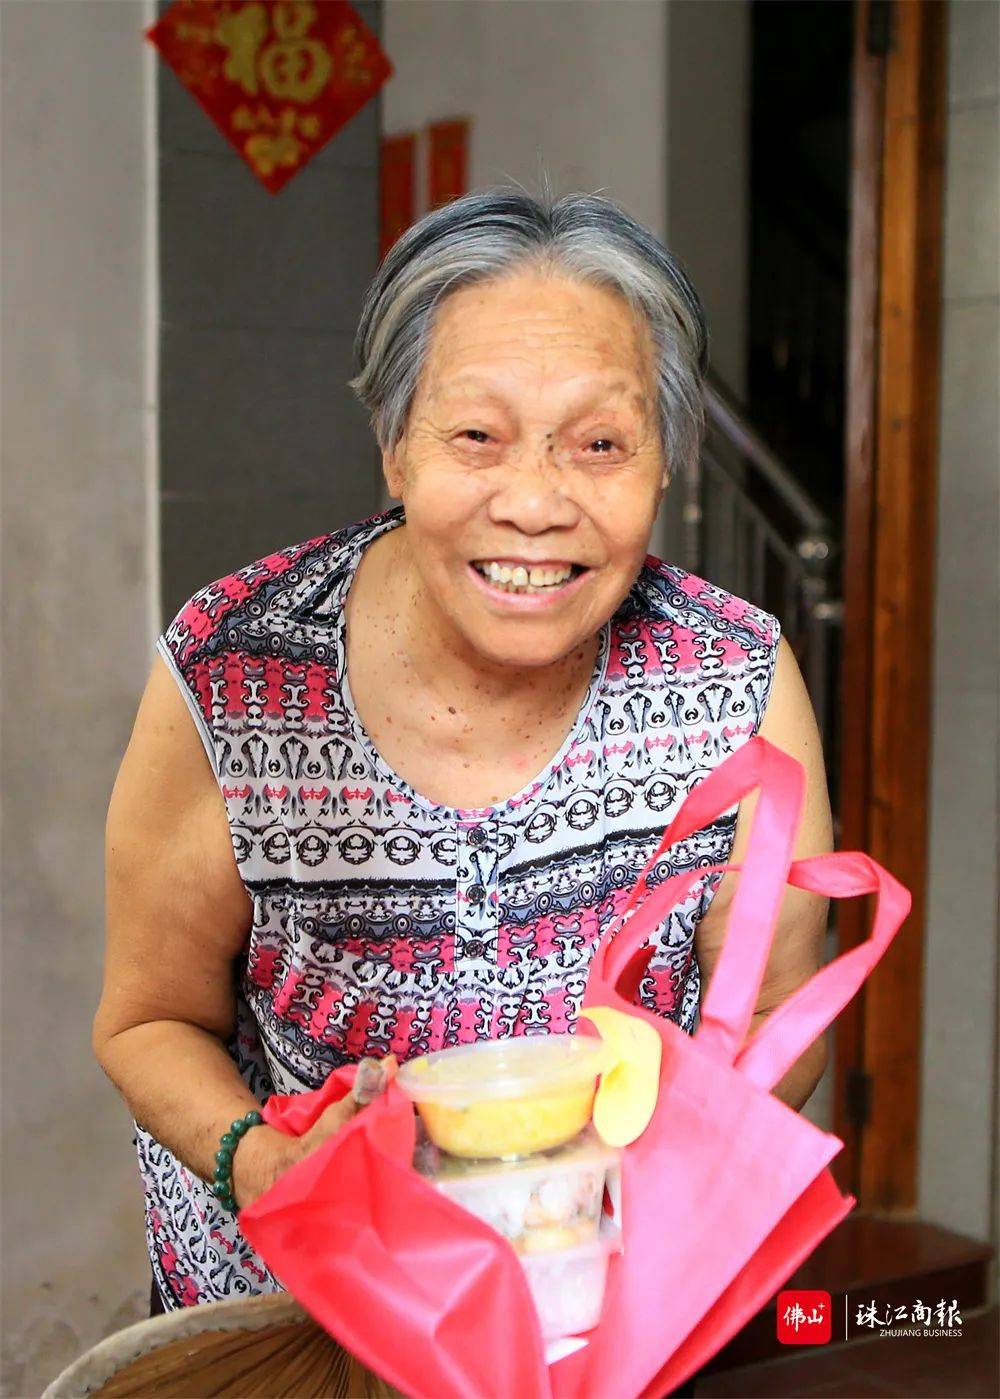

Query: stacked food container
[[396, 1035, 621, 1342]]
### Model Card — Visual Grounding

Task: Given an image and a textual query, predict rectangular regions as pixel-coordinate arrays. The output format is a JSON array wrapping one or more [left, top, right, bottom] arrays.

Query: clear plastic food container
[[415, 1126, 621, 1253], [397, 1034, 607, 1158], [520, 1225, 622, 1341]]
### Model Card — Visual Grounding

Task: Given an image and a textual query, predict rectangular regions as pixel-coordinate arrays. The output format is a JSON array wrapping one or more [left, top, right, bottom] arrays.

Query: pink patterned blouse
[[138, 505, 779, 1306]]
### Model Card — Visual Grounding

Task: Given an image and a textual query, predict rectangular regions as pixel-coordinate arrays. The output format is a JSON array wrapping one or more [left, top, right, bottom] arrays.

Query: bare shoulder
[[729, 633, 833, 867], [755, 636, 832, 850], [98, 654, 252, 1043], [759, 637, 823, 756], [109, 653, 228, 841]]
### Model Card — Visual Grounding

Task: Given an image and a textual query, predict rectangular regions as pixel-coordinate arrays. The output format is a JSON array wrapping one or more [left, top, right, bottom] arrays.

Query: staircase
[[682, 377, 842, 788]]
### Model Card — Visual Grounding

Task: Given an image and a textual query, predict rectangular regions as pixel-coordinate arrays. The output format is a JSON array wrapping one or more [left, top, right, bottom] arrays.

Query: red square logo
[[777, 1290, 832, 1345]]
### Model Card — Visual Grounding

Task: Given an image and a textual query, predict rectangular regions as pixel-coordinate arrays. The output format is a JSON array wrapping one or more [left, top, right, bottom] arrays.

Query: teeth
[[475, 561, 576, 593]]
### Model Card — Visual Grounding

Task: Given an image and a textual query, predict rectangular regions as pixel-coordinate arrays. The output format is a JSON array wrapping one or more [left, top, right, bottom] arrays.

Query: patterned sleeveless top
[[138, 505, 779, 1307]]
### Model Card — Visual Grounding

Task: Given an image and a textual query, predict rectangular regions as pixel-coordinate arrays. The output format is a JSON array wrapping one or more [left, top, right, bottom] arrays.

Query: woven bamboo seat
[[42, 1293, 403, 1399]]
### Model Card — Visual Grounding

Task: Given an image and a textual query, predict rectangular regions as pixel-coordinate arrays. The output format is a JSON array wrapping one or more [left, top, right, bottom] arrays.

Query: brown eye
[[460, 429, 491, 444], [588, 438, 617, 453]]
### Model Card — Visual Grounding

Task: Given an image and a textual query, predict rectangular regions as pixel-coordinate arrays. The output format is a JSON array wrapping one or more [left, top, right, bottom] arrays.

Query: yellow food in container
[[396, 1034, 608, 1158]]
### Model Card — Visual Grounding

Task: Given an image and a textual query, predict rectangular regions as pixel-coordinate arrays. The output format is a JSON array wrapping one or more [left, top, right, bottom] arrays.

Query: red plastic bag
[[239, 737, 910, 1398]]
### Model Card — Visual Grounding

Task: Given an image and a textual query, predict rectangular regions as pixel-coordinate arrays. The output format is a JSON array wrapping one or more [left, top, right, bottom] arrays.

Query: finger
[[310, 1095, 358, 1140], [352, 1053, 398, 1106], [352, 1056, 387, 1105]]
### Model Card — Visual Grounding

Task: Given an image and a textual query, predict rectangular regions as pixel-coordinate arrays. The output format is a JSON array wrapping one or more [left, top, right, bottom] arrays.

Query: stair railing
[[682, 378, 843, 756]]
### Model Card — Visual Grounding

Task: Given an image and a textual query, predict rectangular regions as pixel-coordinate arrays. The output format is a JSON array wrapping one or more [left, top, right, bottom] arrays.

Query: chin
[[467, 628, 582, 671]]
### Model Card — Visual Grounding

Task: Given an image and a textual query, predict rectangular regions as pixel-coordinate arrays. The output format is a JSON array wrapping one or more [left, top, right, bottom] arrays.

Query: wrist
[[230, 1122, 298, 1208]]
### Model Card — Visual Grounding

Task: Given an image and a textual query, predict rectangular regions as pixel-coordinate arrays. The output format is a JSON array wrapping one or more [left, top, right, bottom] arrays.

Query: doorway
[[715, 0, 946, 1209]]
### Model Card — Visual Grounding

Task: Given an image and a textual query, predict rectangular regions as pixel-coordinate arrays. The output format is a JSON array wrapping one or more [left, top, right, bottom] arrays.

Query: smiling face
[[382, 269, 667, 670]]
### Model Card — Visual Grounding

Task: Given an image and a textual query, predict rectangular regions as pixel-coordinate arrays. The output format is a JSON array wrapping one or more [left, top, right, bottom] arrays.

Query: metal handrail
[[685, 375, 843, 767], [704, 377, 830, 535]]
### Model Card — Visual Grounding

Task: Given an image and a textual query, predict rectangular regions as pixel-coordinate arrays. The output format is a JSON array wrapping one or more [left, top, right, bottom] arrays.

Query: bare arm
[[693, 636, 834, 1110], [94, 654, 354, 1207]]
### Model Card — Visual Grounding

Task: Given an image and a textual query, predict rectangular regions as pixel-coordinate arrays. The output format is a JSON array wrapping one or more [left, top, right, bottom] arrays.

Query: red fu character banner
[[147, 0, 393, 193]]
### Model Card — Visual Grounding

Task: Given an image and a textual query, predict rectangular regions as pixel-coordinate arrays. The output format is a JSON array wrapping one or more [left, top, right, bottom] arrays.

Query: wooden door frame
[[834, 0, 947, 1210]]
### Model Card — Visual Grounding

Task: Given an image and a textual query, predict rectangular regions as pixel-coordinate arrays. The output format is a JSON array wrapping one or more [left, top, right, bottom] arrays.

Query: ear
[[381, 441, 406, 500]]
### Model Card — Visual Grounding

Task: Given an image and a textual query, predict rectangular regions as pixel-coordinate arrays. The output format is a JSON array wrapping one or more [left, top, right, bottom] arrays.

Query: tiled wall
[[157, 0, 382, 622], [920, 0, 999, 1247]]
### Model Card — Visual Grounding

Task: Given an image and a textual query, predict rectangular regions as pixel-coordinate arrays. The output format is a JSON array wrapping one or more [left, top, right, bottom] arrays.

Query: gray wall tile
[[160, 323, 377, 495], [160, 489, 380, 622], [160, 152, 377, 332], [157, 2, 383, 628]]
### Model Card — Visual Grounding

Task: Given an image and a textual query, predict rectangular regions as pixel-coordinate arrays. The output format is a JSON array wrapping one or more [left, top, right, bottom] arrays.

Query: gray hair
[[349, 185, 709, 477]]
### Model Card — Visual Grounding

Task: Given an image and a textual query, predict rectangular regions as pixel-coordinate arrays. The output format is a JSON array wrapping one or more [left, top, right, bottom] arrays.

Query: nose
[[485, 450, 583, 535]]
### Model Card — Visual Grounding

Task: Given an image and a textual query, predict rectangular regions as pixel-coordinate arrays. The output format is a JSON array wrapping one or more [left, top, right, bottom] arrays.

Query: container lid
[[414, 1124, 621, 1185], [396, 1033, 607, 1106]]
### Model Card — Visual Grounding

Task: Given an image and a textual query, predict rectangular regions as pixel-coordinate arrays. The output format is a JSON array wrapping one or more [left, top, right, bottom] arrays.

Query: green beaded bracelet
[[211, 1108, 263, 1211]]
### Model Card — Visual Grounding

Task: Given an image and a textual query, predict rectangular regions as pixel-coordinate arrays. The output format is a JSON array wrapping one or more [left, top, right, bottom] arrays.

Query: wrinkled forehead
[[418, 274, 658, 415]]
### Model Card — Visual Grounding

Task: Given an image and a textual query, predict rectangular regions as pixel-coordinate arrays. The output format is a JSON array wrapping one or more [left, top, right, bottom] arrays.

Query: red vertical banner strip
[[380, 133, 416, 259], [428, 118, 469, 210]]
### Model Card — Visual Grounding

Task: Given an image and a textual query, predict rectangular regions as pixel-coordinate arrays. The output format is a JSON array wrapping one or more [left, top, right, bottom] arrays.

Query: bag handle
[[597, 850, 910, 1098], [588, 737, 805, 1069], [732, 852, 911, 1091], [600, 869, 710, 988]]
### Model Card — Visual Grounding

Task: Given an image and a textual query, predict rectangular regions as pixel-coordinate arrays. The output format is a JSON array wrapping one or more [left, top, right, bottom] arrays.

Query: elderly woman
[[95, 189, 831, 1324]]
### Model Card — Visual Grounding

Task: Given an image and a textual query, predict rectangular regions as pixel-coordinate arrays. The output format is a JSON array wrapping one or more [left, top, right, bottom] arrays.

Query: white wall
[[662, 0, 750, 566], [383, 0, 669, 240], [919, 0, 1000, 1247], [665, 0, 749, 403], [1, 2, 155, 1391]]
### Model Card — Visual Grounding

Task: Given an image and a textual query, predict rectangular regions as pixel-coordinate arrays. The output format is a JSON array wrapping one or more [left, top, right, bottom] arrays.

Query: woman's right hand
[[231, 1094, 361, 1207], [231, 1055, 398, 1207]]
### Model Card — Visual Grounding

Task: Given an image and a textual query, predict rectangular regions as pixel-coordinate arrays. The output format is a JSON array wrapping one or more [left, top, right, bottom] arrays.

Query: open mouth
[[470, 560, 587, 595]]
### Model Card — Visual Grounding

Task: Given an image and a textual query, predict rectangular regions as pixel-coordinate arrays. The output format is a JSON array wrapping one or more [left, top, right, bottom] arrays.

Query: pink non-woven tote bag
[[240, 736, 911, 1398]]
